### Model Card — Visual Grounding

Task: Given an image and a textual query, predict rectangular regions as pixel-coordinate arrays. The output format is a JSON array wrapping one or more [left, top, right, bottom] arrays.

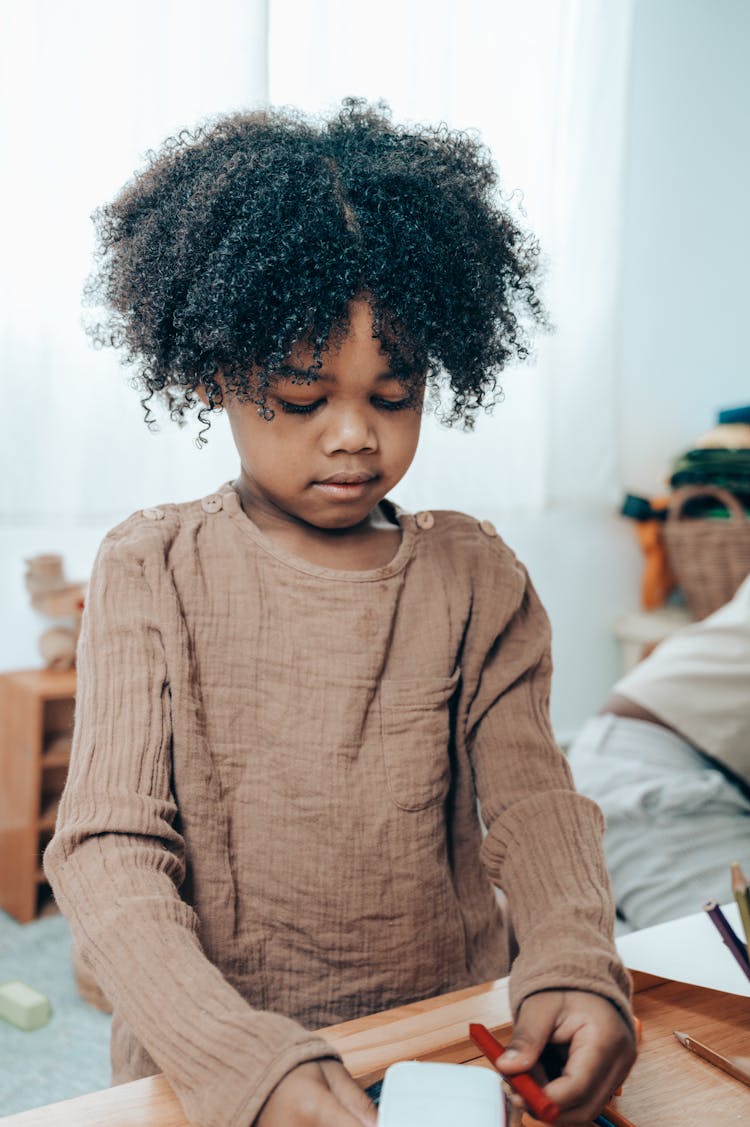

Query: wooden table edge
[[0, 970, 709, 1126]]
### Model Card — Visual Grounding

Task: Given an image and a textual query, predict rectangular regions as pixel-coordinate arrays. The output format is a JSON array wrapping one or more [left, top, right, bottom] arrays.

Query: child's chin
[[306, 504, 378, 530]]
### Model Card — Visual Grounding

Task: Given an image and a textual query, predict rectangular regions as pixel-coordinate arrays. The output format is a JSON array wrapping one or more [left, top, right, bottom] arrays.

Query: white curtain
[[269, 0, 634, 515], [0, 0, 268, 523], [0, 0, 633, 524]]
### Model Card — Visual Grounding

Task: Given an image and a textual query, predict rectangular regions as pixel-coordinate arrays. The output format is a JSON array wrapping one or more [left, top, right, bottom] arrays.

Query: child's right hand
[[255, 1059, 377, 1127]]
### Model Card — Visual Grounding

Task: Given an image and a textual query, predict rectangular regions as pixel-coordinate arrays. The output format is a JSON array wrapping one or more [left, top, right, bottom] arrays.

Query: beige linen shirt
[[615, 573, 750, 786], [45, 480, 630, 1127]]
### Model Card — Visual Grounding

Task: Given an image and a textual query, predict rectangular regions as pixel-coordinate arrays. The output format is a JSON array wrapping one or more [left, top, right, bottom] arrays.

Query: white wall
[[543, 0, 750, 733], [418, 0, 750, 736], [525, 0, 749, 735], [618, 0, 749, 496], [2, 0, 748, 739]]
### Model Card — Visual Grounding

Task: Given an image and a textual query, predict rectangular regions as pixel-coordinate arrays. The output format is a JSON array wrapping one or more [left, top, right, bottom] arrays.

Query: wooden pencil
[[674, 1030, 750, 1089], [730, 861, 750, 961]]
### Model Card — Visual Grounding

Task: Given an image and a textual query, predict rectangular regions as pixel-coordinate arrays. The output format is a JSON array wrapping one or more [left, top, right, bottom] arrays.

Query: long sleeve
[[464, 540, 632, 1026], [43, 522, 339, 1127]]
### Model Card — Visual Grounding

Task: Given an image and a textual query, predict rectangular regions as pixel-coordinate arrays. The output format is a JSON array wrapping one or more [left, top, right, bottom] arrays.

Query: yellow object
[[730, 861, 750, 959], [0, 979, 52, 1031], [694, 423, 750, 449]]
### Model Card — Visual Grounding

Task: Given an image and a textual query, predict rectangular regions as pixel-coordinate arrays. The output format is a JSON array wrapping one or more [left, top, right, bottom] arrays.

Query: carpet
[[0, 908, 111, 1116]]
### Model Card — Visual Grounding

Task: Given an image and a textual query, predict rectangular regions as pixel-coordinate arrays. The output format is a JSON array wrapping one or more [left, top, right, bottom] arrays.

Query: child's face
[[207, 298, 424, 531]]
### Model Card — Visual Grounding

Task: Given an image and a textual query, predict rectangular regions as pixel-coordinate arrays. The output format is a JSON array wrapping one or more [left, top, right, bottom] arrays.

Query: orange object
[[634, 497, 674, 610]]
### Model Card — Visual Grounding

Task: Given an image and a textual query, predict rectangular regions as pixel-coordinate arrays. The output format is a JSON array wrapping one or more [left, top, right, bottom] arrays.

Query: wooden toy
[[0, 979, 52, 1031], [24, 554, 86, 671]]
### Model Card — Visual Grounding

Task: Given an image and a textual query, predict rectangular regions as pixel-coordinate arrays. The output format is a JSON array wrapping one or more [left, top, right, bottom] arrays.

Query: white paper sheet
[[616, 901, 750, 997]]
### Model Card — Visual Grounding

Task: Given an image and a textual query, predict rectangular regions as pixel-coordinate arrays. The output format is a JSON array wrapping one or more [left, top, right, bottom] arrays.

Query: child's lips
[[316, 471, 377, 484], [312, 472, 377, 499]]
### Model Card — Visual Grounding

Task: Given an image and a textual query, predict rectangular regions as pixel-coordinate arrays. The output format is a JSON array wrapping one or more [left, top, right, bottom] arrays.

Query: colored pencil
[[674, 1030, 750, 1089], [702, 899, 750, 982], [730, 861, 750, 960], [468, 1022, 560, 1123], [597, 1103, 639, 1127]]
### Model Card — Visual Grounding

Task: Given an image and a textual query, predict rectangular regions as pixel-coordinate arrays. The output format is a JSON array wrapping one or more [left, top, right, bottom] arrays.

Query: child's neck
[[232, 480, 401, 571]]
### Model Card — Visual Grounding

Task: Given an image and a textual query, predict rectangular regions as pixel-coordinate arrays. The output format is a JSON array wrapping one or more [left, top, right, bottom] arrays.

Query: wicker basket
[[662, 485, 750, 619]]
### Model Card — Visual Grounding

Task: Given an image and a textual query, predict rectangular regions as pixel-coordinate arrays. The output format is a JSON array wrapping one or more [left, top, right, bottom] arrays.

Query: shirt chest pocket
[[379, 668, 461, 811]]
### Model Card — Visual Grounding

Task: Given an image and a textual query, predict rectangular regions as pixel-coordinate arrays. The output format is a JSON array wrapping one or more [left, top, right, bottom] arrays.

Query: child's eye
[[278, 398, 325, 415], [277, 396, 411, 415], [374, 397, 411, 411]]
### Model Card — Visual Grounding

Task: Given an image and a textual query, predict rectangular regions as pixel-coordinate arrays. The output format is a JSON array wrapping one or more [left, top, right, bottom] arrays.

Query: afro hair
[[84, 97, 548, 444]]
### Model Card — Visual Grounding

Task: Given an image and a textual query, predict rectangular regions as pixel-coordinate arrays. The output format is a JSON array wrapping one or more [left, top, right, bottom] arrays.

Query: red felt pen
[[469, 1022, 560, 1124]]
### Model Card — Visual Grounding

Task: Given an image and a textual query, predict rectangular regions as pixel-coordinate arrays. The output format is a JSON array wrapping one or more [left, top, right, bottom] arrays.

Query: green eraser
[[0, 979, 52, 1031]]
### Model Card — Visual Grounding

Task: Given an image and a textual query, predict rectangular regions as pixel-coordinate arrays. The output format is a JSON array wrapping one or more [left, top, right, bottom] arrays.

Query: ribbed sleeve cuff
[[226, 1037, 342, 1127], [480, 789, 634, 1036], [507, 935, 634, 1038]]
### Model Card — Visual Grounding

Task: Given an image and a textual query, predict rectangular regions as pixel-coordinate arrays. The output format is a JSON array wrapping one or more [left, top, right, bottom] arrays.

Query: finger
[[320, 1060, 378, 1126], [310, 1086, 378, 1127], [543, 1037, 632, 1123], [498, 996, 560, 1074]]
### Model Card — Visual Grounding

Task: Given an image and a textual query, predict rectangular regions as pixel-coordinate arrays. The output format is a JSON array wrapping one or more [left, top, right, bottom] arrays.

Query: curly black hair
[[84, 97, 548, 444]]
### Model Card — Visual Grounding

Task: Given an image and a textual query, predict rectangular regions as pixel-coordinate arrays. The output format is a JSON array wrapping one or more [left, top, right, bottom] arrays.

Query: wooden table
[[5, 970, 749, 1124]]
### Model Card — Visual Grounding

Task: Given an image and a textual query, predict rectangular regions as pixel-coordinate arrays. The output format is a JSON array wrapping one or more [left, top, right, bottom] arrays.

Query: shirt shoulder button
[[415, 510, 435, 530], [479, 519, 497, 537], [201, 494, 224, 514], [142, 507, 165, 521]]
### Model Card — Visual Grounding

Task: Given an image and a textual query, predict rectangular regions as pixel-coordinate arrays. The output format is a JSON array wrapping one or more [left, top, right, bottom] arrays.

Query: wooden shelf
[[5, 668, 77, 698], [42, 748, 70, 769], [43, 733, 72, 768], [38, 797, 61, 832], [0, 668, 76, 921]]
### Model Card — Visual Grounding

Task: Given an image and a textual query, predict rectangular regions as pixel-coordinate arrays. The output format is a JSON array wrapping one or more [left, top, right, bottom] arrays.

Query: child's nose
[[321, 404, 378, 454]]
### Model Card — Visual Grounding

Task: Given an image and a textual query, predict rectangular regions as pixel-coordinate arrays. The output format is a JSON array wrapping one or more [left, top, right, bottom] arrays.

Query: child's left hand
[[497, 989, 637, 1125]]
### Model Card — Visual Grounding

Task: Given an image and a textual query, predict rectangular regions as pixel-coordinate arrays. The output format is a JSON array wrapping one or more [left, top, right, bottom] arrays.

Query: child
[[45, 99, 635, 1127]]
